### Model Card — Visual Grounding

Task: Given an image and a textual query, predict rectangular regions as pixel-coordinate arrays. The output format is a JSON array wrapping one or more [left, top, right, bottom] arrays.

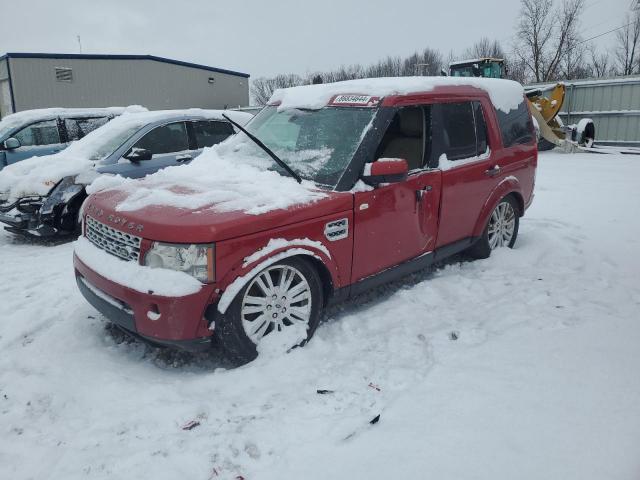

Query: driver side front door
[[351, 106, 442, 284]]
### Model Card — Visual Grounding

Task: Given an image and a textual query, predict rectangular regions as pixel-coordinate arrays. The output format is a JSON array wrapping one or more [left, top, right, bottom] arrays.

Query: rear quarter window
[[496, 100, 534, 148]]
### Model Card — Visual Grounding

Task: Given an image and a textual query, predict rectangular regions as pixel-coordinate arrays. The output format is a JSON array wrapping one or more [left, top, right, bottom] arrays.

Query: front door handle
[[485, 165, 501, 177], [416, 185, 432, 202]]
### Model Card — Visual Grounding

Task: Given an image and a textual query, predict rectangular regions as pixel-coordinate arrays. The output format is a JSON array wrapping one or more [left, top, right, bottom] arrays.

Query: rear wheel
[[468, 196, 520, 259], [216, 257, 323, 365]]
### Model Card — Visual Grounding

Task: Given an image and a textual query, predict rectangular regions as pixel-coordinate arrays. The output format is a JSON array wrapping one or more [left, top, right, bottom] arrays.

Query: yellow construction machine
[[448, 58, 595, 151]]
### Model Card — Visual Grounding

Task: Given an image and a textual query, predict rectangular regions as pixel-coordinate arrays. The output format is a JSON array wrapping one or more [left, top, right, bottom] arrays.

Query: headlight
[[144, 242, 215, 283], [41, 176, 84, 215]]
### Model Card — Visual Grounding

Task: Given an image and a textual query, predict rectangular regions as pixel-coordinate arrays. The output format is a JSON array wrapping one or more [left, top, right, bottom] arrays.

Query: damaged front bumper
[[0, 196, 58, 236]]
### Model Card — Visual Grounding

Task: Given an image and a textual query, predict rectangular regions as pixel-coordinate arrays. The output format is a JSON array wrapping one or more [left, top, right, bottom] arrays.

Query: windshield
[[0, 117, 26, 140], [218, 106, 376, 188], [451, 62, 503, 78]]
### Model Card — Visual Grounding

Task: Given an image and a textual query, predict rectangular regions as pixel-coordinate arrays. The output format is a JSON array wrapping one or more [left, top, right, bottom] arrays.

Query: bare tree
[[463, 38, 506, 59], [251, 47, 443, 104], [401, 48, 443, 76], [588, 45, 612, 78], [615, 10, 640, 75], [251, 74, 304, 105], [513, 0, 586, 82]]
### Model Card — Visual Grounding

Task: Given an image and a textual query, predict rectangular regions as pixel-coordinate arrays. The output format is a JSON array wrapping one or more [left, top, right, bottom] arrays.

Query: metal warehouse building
[[0, 52, 250, 118]]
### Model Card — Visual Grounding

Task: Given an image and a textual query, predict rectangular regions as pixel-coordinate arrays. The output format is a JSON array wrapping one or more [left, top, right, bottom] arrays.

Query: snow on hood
[[269, 76, 524, 113], [0, 109, 253, 201], [87, 142, 327, 216]]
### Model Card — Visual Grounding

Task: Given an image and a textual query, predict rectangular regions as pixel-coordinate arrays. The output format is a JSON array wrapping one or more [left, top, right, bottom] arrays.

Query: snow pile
[[0, 109, 252, 201], [74, 236, 202, 297], [90, 139, 327, 215], [270, 76, 524, 113], [2, 152, 640, 480]]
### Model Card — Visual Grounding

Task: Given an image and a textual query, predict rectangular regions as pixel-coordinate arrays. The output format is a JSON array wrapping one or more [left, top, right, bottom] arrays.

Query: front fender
[[472, 176, 524, 237], [216, 239, 337, 314]]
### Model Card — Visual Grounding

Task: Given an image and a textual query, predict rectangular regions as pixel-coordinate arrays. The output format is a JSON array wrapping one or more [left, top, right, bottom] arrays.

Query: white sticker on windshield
[[330, 95, 380, 107]]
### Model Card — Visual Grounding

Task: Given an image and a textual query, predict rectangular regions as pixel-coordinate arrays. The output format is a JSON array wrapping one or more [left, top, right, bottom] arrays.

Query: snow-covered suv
[[0, 107, 129, 169], [74, 77, 537, 364]]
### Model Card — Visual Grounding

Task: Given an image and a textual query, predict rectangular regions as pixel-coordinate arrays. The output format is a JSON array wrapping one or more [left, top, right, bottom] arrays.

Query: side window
[[496, 100, 534, 147], [132, 122, 189, 155], [374, 106, 425, 171], [14, 120, 61, 146], [473, 101, 489, 155], [65, 117, 110, 141], [193, 120, 234, 148], [433, 102, 477, 162]]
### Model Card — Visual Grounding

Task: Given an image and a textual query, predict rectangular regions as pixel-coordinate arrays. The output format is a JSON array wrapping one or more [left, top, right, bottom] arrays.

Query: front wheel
[[468, 196, 520, 259], [216, 257, 323, 365]]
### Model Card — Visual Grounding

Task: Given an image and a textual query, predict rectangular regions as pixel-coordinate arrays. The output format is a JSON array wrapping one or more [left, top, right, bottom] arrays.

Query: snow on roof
[[0, 109, 254, 200], [269, 76, 524, 114], [0, 106, 141, 139]]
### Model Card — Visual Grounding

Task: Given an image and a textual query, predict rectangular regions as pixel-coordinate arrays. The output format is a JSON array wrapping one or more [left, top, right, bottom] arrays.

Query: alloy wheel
[[488, 201, 516, 249], [241, 265, 312, 344]]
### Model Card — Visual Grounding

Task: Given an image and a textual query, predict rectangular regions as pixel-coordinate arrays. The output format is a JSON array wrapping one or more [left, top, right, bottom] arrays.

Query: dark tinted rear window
[[496, 100, 534, 147]]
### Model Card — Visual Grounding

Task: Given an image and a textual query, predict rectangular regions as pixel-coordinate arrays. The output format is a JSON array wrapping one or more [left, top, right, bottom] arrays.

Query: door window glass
[[473, 101, 489, 155], [14, 120, 61, 146], [65, 117, 110, 141], [374, 106, 425, 171], [193, 120, 234, 148], [132, 122, 189, 155], [433, 102, 477, 162]]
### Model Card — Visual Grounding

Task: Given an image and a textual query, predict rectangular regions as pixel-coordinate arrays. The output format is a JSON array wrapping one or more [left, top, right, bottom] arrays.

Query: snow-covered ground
[[1, 151, 639, 480]]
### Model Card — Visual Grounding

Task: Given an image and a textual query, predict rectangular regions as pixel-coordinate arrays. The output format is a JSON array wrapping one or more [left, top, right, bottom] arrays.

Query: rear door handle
[[485, 165, 501, 177]]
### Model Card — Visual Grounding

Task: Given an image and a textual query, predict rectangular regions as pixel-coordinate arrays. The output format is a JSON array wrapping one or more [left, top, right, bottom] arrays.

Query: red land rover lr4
[[74, 78, 537, 364]]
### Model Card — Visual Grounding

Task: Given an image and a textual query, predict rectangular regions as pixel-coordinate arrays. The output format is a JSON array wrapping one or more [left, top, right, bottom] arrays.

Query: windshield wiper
[[222, 113, 302, 184]]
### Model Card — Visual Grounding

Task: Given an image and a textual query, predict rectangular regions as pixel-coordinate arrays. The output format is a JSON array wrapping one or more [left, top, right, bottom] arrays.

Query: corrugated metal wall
[[9, 57, 249, 112], [529, 76, 640, 146], [0, 59, 11, 119]]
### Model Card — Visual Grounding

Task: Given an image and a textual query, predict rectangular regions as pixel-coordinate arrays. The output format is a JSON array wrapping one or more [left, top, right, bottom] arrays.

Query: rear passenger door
[[5, 119, 65, 165], [121, 121, 192, 178], [432, 100, 501, 248]]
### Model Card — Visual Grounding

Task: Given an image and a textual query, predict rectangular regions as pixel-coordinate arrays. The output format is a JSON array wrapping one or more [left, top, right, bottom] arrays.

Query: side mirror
[[4, 138, 21, 150], [362, 158, 409, 186], [124, 147, 152, 162]]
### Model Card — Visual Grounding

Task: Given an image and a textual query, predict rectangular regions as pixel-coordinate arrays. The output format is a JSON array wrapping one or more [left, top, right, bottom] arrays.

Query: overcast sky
[[0, 0, 634, 78]]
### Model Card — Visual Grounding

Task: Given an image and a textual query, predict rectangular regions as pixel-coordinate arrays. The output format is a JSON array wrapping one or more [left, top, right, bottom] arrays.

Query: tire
[[216, 257, 324, 366], [467, 196, 520, 260]]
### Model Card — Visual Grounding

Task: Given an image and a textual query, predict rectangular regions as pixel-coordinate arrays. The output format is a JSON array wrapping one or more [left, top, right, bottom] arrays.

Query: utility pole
[[77, 35, 82, 54]]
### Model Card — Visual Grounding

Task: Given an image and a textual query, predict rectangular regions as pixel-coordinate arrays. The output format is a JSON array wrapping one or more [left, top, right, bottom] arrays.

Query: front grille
[[85, 216, 142, 262]]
